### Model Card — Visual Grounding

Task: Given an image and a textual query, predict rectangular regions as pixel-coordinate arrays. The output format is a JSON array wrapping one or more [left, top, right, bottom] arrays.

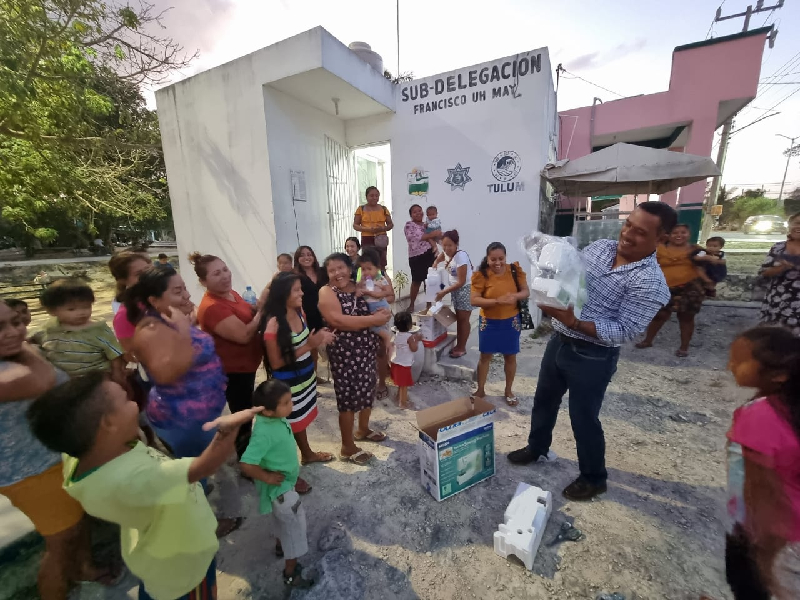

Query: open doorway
[[353, 143, 393, 274]]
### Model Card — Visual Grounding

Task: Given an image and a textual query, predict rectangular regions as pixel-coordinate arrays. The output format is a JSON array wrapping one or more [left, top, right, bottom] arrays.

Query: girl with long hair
[[725, 326, 800, 599], [260, 273, 335, 496]]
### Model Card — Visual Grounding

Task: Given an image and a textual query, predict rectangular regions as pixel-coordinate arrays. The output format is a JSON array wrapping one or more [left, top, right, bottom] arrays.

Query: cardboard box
[[416, 397, 496, 501], [414, 306, 457, 346]]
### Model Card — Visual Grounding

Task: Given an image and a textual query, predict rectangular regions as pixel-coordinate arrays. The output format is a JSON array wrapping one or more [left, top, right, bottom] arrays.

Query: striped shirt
[[40, 319, 123, 375], [264, 311, 318, 433], [553, 239, 670, 347]]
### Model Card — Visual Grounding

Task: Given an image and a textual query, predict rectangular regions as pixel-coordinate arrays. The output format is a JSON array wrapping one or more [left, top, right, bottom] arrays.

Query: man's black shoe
[[562, 478, 607, 501], [507, 446, 539, 465]]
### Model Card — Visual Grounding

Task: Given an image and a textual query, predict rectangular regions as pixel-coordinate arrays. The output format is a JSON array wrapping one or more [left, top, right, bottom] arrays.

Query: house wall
[[262, 87, 347, 258], [348, 49, 557, 277]]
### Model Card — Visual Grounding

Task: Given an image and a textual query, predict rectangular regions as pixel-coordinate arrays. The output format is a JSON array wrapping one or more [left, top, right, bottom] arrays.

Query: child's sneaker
[[283, 564, 314, 589]]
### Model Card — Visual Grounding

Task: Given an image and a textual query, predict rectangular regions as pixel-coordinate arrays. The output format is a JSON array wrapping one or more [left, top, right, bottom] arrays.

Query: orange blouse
[[470, 262, 527, 320], [656, 244, 700, 288]]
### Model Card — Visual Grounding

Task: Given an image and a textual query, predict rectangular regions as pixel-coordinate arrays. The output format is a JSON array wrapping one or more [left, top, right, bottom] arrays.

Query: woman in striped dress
[[262, 273, 336, 492]]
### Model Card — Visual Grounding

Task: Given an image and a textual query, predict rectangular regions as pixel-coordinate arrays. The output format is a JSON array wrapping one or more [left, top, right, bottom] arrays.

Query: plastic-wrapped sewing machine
[[520, 232, 588, 319]]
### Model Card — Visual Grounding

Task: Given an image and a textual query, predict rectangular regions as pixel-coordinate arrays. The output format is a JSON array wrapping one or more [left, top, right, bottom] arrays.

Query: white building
[[156, 27, 557, 300]]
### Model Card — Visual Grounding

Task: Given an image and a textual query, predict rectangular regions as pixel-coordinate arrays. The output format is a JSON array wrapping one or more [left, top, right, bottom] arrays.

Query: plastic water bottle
[[365, 275, 375, 292], [242, 286, 257, 308]]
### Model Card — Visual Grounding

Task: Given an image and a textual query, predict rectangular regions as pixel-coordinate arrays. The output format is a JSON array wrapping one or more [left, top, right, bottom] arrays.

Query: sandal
[[339, 450, 374, 466], [295, 477, 312, 495], [354, 430, 387, 443], [675, 349, 689, 358], [283, 563, 314, 589], [375, 387, 390, 400], [448, 349, 467, 358], [216, 517, 244, 539], [301, 451, 334, 466], [505, 395, 519, 407]]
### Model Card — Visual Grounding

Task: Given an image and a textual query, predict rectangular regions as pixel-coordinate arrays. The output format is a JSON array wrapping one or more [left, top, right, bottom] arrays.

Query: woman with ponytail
[[125, 266, 242, 537], [725, 326, 800, 599], [260, 273, 335, 494]]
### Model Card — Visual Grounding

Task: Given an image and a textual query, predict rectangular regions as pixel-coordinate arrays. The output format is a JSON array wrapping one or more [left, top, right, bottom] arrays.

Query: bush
[[729, 196, 780, 227]]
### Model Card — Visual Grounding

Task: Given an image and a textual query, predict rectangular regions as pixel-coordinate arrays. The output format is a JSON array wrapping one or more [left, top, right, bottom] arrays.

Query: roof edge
[[674, 26, 772, 53]]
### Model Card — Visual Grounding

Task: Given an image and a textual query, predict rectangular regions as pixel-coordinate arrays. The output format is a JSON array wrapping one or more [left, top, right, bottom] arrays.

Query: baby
[[356, 249, 394, 358], [694, 236, 727, 298], [425, 206, 443, 254], [38, 278, 126, 385]]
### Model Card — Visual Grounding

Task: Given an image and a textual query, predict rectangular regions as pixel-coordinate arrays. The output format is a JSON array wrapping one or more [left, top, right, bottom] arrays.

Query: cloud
[[564, 37, 647, 71], [149, 0, 238, 58]]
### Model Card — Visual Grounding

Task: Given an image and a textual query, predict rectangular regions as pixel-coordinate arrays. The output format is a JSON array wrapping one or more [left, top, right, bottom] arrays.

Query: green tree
[[0, 1, 191, 249]]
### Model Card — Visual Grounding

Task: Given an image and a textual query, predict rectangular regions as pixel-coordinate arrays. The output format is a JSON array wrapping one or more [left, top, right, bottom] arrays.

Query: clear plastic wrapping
[[520, 232, 587, 318]]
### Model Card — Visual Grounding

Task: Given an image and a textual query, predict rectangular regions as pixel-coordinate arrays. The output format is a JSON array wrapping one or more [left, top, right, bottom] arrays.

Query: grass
[[726, 253, 765, 274]]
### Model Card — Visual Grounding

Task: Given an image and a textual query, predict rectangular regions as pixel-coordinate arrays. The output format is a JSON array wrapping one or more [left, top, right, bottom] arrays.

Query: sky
[[148, 0, 800, 199]]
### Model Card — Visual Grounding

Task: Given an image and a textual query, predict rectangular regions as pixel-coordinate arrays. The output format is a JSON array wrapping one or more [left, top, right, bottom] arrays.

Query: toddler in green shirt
[[240, 380, 315, 589], [26, 371, 261, 600]]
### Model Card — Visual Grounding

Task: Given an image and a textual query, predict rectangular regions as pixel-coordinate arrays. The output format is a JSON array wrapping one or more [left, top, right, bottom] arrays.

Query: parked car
[[742, 215, 788, 235]]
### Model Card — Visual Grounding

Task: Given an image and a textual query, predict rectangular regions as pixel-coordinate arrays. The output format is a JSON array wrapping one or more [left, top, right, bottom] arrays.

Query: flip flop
[[301, 451, 335, 466], [675, 349, 689, 358], [375, 387, 390, 400], [354, 430, 387, 443], [448, 349, 467, 358], [340, 450, 374, 465], [295, 477, 312, 495], [505, 395, 519, 407], [216, 517, 244, 539]]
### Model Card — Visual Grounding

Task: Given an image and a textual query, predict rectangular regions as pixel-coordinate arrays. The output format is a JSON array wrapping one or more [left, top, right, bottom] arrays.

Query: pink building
[[555, 27, 771, 239]]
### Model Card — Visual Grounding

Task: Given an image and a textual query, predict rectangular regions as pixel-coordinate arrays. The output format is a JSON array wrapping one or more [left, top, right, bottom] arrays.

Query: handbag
[[510, 263, 535, 330], [375, 233, 389, 248]]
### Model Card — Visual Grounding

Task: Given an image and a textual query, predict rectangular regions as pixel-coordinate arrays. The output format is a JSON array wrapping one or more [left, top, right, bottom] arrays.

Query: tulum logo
[[445, 163, 472, 191], [491, 151, 521, 182], [488, 151, 524, 193]]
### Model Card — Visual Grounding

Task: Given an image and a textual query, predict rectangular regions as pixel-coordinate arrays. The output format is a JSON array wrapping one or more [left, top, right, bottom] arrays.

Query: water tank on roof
[[348, 42, 384, 74]]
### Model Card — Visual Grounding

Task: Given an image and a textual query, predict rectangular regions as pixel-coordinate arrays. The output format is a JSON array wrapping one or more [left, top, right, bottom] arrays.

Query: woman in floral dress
[[318, 253, 392, 466], [759, 212, 800, 336]]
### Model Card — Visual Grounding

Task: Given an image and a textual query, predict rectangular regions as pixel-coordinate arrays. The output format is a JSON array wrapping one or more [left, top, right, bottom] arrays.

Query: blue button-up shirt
[[553, 239, 670, 347]]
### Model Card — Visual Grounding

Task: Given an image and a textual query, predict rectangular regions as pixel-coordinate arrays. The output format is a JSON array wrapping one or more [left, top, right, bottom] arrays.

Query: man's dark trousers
[[527, 333, 620, 486]]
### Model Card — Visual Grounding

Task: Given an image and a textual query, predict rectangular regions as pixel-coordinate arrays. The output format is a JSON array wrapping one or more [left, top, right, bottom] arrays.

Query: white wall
[[348, 49, 556, 280], [263, 86, 347, 258]]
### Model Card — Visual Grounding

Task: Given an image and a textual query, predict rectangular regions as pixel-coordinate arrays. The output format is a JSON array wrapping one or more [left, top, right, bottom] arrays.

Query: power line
[[560, 69, 624, 98], [731, 89, 799, 137], [706, 1, 726, 38]]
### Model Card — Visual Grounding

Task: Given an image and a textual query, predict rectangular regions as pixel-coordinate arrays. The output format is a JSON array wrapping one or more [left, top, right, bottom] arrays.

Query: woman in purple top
[[124, 266, 241, 536]]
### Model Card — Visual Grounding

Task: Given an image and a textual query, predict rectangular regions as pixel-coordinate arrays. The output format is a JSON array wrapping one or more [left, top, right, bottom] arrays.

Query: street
[[715, 231, 785, 242]]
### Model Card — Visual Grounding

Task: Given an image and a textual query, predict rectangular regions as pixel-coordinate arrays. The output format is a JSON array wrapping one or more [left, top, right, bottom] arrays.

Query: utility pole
[[699, 1, 783, 242], [777, 134, 800, 209], [701, 120, 733, 243], [715, 0, 784, 32]]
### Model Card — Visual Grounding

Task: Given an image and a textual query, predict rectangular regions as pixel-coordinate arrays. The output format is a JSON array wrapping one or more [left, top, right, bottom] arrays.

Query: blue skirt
[[478, 314, 521, 355]]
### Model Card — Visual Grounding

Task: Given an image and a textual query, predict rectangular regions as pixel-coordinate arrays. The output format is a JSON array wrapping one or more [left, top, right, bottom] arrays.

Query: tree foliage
[[726, 196, 780, 226], [0, 1, 192, 248]]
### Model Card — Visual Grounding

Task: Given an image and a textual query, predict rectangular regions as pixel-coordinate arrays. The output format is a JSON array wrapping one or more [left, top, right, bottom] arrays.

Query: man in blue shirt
[[508, 202, 677, 501]]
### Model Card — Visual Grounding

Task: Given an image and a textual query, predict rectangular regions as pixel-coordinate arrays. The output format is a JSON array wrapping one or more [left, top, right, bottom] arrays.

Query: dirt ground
[[3, 259, 759, 600]]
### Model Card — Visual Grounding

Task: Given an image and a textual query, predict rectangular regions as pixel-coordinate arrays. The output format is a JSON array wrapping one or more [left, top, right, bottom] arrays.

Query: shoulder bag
[[374, 206, 390, 248], [510, 263, 535, 330]]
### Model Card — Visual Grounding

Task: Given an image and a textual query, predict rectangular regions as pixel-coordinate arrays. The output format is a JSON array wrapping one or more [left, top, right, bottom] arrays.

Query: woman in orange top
[[470, 242, 529, 406], [636, 224, 706, 357], [353, 186, 393, 269]]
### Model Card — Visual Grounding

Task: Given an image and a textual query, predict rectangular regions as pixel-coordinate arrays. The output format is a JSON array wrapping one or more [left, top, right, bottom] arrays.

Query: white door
[[325, 136, 359, 256]]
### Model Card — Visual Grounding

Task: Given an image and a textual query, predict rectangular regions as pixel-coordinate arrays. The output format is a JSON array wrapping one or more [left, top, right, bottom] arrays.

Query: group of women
[[353, 187, 532, 406], [636, 212, 800, 356]]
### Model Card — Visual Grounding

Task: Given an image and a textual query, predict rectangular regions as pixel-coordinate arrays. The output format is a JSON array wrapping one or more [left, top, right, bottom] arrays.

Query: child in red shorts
[[390, 311, 421, 410]]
